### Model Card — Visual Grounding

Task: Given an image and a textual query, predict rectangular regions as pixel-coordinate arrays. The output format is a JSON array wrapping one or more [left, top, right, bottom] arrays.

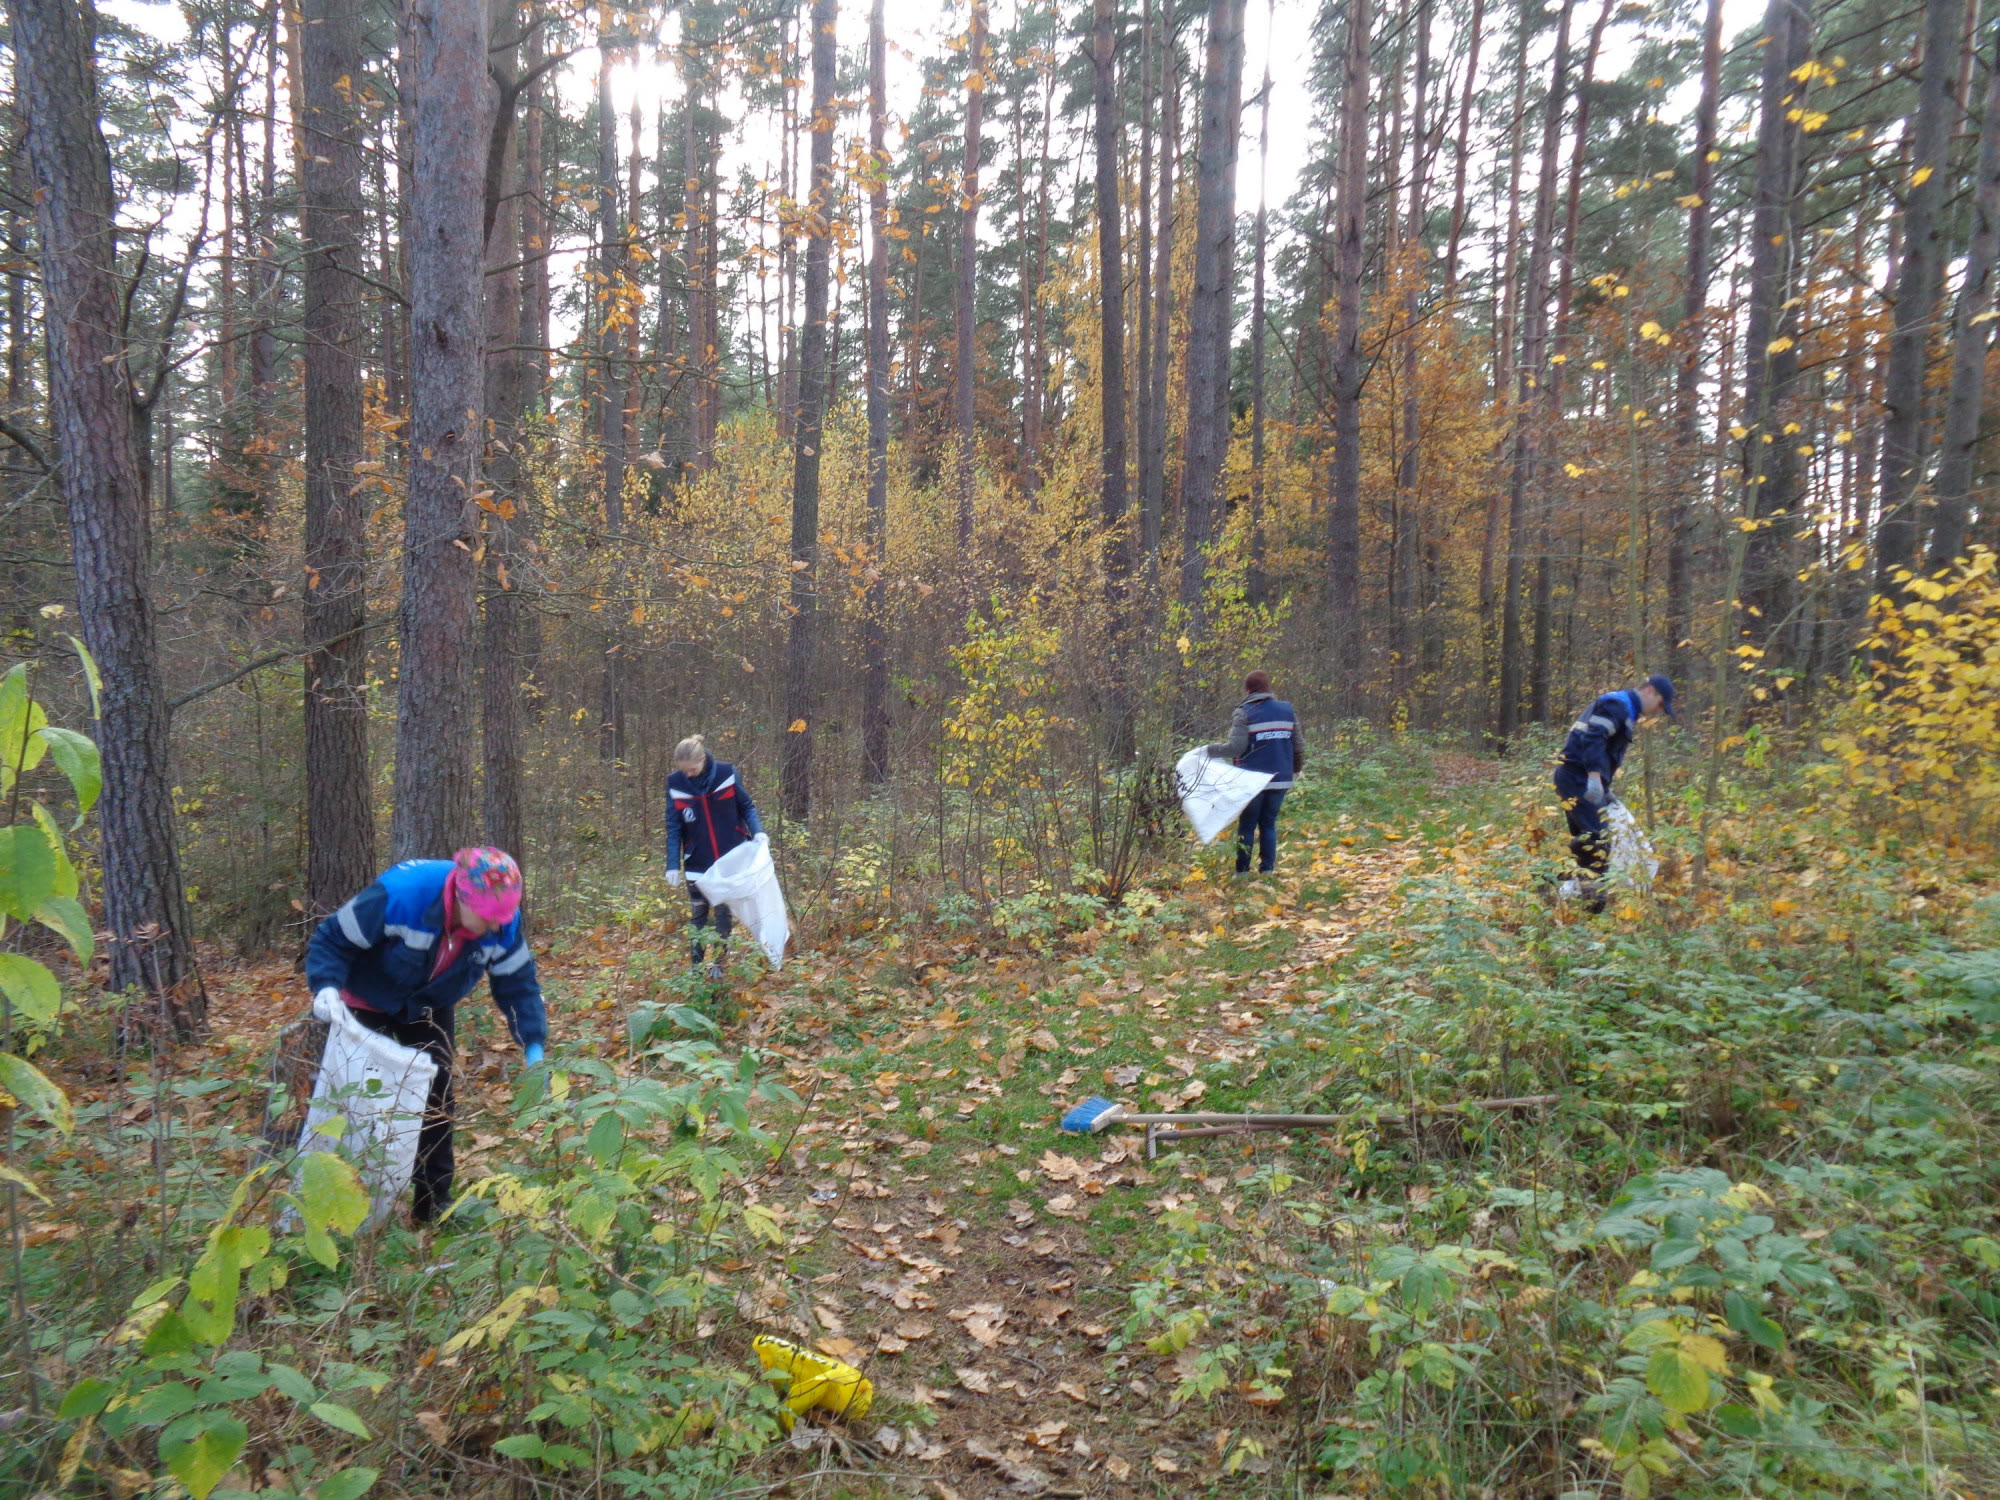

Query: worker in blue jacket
[[305, 847, 547, 1224], [1206, 670, 1306, 875], [664, 734, 766, 978], [1554, 674, 1674, 883]]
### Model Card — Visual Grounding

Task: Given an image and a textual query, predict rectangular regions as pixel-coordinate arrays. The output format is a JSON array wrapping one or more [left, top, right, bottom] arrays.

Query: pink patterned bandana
[[451, 846, 523, 925]]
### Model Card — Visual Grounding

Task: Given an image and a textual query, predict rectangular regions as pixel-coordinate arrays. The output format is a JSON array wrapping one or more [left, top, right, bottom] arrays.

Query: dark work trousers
[[1235, 788, 1289, 874], [687, 880, 734, 963], [348, 1004, 457, 1224], [1552, 766, 1610, 877]]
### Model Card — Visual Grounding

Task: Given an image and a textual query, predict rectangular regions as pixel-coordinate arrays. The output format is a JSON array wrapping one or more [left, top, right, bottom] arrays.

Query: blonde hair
[[673, 734, 708, 767]]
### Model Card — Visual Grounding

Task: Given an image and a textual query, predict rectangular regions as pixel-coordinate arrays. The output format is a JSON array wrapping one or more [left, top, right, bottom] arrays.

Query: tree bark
[[1248, 3, 1273, 608], [1325, 0, 1369, 671], [1178, 0, 1248, 613], [1874, 0, 1963, 585], [1496, 0, 1573, 745], [1093, 0, 1131, 603], [297, 0, 377, 915], [595, 40, 628, 764], [863, 0, 891, 785], [1443, 0, 1483, 288], [482, 0, 530, 867], [10, 0, 205, 1025], [1927, 22, 2000, 570], [391, 0, 488, 860], [1141, 0, 1176, 588], [1666, 0, 1723, 685], [1393, 0, 1432, 692], [782, 0, 836, 822], [953, 0, 987, 544]]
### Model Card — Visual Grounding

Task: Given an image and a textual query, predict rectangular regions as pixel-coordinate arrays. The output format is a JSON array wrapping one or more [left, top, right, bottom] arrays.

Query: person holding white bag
[[664, 735, 768, 980], [304, 847, 548, 1225]]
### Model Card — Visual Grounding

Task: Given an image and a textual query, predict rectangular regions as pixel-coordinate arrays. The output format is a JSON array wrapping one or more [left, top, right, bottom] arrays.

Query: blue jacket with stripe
[[1558, 689, 1642, 780], [304, 860, 547, 1048], [1208, 693, 1306, 789], [665, 756, 766, 875]]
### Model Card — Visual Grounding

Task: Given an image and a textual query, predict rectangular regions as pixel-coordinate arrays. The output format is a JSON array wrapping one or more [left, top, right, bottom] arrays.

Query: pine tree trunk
[[1094, 0, 1131, 604], [1392, 0, 1430, 693], [1325, 0, 1369, 672], [953, 0, 988, 545], [863, 0, 891, 785], [1496, 0, 1573, 745], [1248, 8, 1273, 609], [482, 0, 530, 867], [1443, 0, 1483, 288], [391, 0, 488, 860], [782, 0, 837, 822], [595, 43, 628, 764], [1179, 0, 1249, 613], [1666, 0, 1723, 685], [1874, 0, 1962, 584], [1141, 0, 1176, 586], [1926, 23, 2000, 570], [297, 0, 377, 915], [10, 0, 205, 1026]]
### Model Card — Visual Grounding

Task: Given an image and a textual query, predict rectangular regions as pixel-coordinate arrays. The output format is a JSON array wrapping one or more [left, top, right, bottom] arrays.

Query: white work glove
[[313, 985, 341, 1012], [1584, 773, 1607, 807], [664, 868, 684, 888]]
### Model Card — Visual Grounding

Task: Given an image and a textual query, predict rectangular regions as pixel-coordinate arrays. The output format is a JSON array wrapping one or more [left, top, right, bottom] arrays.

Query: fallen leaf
[[955, 1366, 995, 1393], [1026, 1028, 1059, 1052], [876, 1335, 909, 1354], [1021, 1419, 1069, 1448], [416, 1410, 453, 1447], [1056, 1380, 1090, 1403], [1153, 1452, 1182, 1474], [964, 1436, 1055, 1495], [895, 1318, 935, 1340], [1106, 1454, 1132, 1480]]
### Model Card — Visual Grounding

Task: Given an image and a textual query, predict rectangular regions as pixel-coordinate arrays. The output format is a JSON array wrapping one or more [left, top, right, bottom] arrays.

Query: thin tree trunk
[[391, 0, 488, 860], [1326, 0, 1369, 674], [1666, 0, 1723, 685], [10, 0, 205, 1024], [1444, 0, 1484, 288], [1927, 21, 2000, 570], [782, 0, 837, 822], [1094, 0, 1131, 612], [297, 0, 376, 915], [863, 0, 891, 785], [483, 0, 529, 865], [1248, 0, 1274, 608], [1142, 0, 1177, 586], [953, 0, 987, 544], [1393, 0, 1431, 691], [1178, 0, 1249, 614], [1874, 0, 1963, 584], [1496, 0, 1574, 745], [595, 41, 628, 763]]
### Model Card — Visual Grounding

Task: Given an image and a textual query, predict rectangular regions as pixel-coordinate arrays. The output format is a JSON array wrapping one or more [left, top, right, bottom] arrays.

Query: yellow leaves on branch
[[1812, 547, 2000, 843]]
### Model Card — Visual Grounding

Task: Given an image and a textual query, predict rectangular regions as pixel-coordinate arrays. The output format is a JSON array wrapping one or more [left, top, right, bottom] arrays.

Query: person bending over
[[306, 847, 547, 1225], [1553, 673, 1674, 887]]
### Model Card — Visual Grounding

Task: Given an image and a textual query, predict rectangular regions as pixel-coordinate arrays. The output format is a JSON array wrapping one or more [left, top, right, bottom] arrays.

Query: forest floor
[[19, 738, 2000, 1498]]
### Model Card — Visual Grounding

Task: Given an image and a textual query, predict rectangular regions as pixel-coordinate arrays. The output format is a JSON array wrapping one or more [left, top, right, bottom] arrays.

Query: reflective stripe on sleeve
[[336, 901, 367, 946], [491, 943, 534, 976]]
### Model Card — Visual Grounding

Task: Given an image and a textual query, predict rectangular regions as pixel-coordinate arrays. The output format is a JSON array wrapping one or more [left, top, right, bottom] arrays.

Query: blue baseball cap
[[1646, 674, 1676, 716]]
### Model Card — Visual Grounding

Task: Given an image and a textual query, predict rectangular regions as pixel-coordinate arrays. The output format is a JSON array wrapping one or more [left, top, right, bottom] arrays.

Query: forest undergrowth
[[5, 730, 1999, 1500]]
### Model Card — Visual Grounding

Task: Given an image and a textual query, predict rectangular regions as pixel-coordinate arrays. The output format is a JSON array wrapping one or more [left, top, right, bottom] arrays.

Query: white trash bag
[[1558, 799, 1660, 901], [1175, 746, 1273, 846], [690, 832, 791, 969], [1604, 800, 1660, 888], [291, 990, 438, 1230]]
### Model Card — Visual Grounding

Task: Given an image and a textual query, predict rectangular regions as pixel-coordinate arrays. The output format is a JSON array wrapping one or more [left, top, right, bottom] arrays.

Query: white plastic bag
[[690, 832, 791, 969], [1175, 746, 1273, 846], [1557, 800, 1660, 902], [292, 990, 438, 1230], [1604, 800, 1660, 888]]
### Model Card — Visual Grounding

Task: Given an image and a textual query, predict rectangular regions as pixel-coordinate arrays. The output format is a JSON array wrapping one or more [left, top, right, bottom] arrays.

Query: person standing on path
[[1553, 673, 1674, 885], [1206, 671, 1306, 875], [664, 734, 767, 979], [305, 847, 547, 1225]]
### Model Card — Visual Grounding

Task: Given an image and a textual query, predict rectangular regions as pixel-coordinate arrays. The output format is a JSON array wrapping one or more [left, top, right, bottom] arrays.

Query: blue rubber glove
[[523, 1042, 544, 1067]]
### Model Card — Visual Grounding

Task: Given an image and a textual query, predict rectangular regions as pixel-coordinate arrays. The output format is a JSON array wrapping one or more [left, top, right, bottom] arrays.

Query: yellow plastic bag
[[751, 1335, 873, 1425]]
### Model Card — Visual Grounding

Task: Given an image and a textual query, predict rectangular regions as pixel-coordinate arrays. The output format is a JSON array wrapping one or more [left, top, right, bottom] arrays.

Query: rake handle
[[1113, 1095, 1559, 1130]]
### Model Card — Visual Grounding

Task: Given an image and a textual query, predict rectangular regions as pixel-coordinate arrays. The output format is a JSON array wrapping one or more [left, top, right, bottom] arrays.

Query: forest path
[[176, 746, 1506, 1496]]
